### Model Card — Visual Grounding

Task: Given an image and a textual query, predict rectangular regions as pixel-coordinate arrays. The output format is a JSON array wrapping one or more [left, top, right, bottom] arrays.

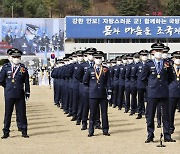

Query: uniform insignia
[[164, 62, 169, 68], [114, 69, 117, 71], [120, 68, 123, 70], [152, 72, 155, 74], [22, 43, 27, 48], [91, 72, 95, 75], [7, 71, 12, 73], [151, 67, 155, 68], [132, 67, 134, 69], [20, 67, 25, 73], [103, 68, 108, 73], [75, 67, 78, 69]]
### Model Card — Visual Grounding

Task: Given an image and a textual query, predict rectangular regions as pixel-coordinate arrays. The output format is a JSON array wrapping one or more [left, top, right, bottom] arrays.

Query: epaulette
[[3, 63, 10, 67]]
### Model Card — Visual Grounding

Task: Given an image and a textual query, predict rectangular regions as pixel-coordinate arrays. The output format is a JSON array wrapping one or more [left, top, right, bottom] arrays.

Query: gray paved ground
[[0, 86, 180, 154]]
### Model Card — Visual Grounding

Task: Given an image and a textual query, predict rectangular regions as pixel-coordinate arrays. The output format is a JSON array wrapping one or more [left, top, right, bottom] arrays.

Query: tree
[[165, 0, 180, 16], [1, 0, 24, 17], [36, 4, 49, 18]]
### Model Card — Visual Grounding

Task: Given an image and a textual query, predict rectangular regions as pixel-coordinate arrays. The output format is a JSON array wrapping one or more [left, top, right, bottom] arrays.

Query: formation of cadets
[[51, 43, 180, 141]]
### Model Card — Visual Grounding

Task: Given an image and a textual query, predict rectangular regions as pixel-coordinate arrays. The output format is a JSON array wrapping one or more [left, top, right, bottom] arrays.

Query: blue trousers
[[3, 98, 27, 134], [89, 98, 109, 135]]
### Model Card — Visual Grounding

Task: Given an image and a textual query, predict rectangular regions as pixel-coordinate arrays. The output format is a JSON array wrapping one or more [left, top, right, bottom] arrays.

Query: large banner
[[66, 16, 180, 39], [0, 18, 65, 58]]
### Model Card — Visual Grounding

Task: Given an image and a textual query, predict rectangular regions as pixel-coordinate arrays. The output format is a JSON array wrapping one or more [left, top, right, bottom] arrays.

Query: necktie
[[97, 68, 100, 74], [158, 62, 161, 73], [90, 62, 93, 67]]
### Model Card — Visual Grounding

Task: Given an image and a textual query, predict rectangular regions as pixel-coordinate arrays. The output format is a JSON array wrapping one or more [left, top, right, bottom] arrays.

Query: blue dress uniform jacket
[[141, 60, 174, 98], [136, 62, 147, 89], [83, 66, 111, 99], [0, 63, 30, 98], [130, 63, 138, 88]]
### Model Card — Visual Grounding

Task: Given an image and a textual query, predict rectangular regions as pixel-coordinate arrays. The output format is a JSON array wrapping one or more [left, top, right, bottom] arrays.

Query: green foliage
[[0, 0, 179, 17], [166, 0, 180, 16], [116, 0, 147, 16]]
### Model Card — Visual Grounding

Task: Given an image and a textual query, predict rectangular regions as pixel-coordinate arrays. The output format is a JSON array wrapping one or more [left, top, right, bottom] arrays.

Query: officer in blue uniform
[[51, 59, 61, 107], [83, 51, 111, 137], [13, 24, 39, 55], [129, 53, 140, 115], [156, 46, 173, 127], [111, 58, 119, 108], [0, 48, 30, 139], [125, 54, 134, 113], [116, 55, 127, 110], [141, 43, 176, 143], [136, 50, 149, 119], [77, 48, 101, 130], [169, 51, 180, 134]]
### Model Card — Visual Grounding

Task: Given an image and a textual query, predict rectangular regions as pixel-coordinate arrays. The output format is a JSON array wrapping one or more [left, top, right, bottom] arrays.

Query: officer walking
[[0, 48, 30, 139], [83, 51, 111, 137], [141, 43, 175, 143]]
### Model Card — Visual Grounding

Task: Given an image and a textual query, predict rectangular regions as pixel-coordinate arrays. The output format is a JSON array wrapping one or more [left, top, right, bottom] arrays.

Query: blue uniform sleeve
[[141, 63, 150, 82], [83, 68, 90, 86], [125, 65, 131, 80], [24, 68, 30, 94], [0, 66, 7, 87]]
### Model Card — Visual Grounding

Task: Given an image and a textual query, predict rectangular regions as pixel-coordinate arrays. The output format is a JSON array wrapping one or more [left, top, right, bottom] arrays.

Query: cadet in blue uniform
[[141, 43, 176, 143], [156, 46, 172, 128], [136, 50, 149, 119], [125, 54, 134, 113], [116, 55, 127, 110], [111, 58, 119, 108], [83, 51, 111, 137], [0, 48, 30, 139], [51, 60, 61, 107], [13, 24, 39, 55], [129, 53, 140, 115], [169, 51, 180, 134]]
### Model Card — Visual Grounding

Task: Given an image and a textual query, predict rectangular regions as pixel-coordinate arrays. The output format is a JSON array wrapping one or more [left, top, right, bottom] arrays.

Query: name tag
[[114, 69, 117, 71], [91, 72, 95, 75], [120, 68, 123, 70], [22, 43, 27, 48], [152, 72, 155, 75], [7, 71, 12, 73], [75, 67, 78, 70], [151, 67, 155, 69]]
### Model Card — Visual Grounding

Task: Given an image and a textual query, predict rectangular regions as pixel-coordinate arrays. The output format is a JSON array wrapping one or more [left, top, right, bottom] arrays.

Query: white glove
[[107, 95, 111, 100]]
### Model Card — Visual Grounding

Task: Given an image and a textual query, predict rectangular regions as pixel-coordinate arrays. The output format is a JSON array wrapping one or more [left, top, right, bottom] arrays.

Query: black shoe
[[67, 114, 72, 117], [136, 114, 142, 119], [164, 138, 176, 142], [129, 112, 134, 116], [88, 134, 94, 137], [76, 121, 81, 125], [64, 111, 69, 114], [95, 125, 102, 129], [57, 104, 60, 108], [22, 134, 29, 138], [1, 134, 9, 139], [109, 104, 112, 107], [118, 107, 122, 110], [113, 105, 116, 108], [145, 138, 154, 143], [60, 106, 63, 109], [103, 132, 110, 136], [124, 109, 129, 113], [71, 117, 77, 121], [157, 124, 161, 128], [81, 125, 87, 130]]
